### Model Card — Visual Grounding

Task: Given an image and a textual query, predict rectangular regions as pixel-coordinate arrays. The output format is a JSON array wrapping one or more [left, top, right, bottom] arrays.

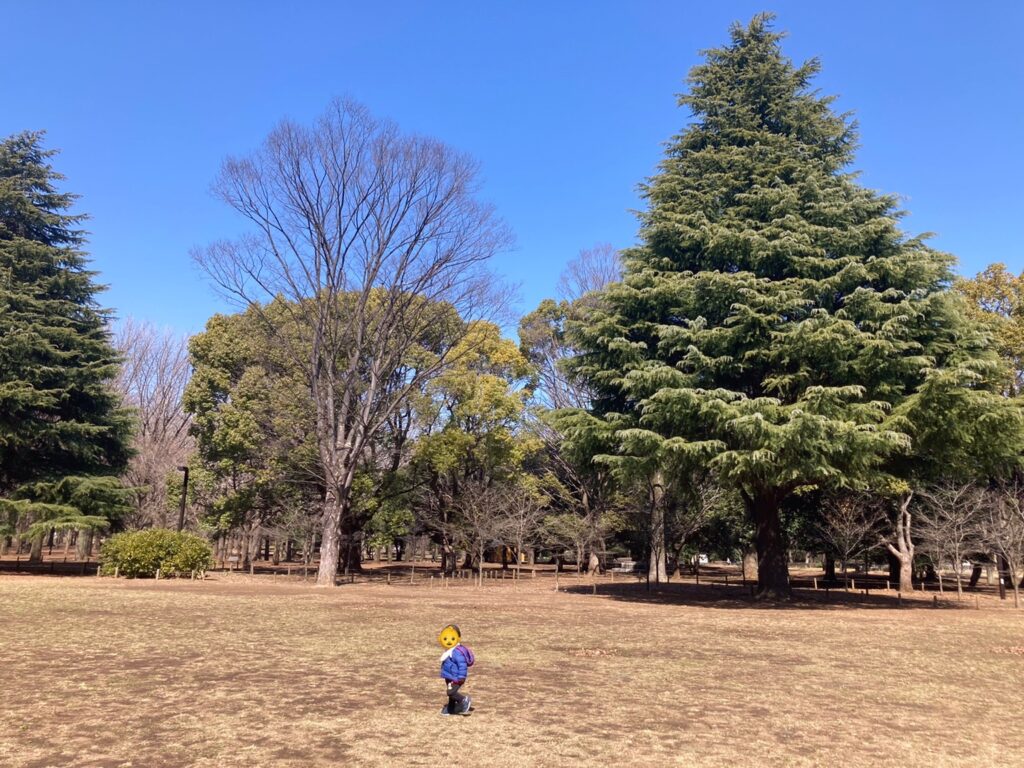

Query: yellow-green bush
[[100, 529, 213, 578]]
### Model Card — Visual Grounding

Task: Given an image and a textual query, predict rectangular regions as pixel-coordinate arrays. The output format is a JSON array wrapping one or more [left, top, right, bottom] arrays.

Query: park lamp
[[177, 465, 190, 532]]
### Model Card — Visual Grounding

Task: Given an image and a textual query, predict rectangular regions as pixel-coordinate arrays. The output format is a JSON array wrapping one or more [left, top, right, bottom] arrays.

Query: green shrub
[[100, 529, 214, 578]]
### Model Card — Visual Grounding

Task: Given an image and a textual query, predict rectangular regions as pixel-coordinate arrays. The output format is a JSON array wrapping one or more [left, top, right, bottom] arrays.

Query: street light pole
[[177, 466, 189, 532]]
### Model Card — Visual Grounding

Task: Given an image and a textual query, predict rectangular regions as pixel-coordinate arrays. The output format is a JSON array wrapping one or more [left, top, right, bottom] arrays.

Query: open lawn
[[1, 569, 1022, 767]]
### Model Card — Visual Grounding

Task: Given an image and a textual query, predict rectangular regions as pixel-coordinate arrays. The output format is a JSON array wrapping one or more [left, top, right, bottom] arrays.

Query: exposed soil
[[1, 568, 1022, 767]]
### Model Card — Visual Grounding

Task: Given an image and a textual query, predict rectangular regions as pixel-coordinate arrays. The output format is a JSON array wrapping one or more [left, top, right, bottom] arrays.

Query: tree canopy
[[565, 14, 1021, 597], [0, 132, 132, 550]]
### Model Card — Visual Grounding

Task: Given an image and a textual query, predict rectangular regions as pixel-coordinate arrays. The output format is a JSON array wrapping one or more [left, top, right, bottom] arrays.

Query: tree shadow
[[562, 579, 974, 610]]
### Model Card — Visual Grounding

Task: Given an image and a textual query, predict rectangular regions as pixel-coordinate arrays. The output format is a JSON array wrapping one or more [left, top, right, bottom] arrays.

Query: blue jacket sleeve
[[441, 648, 469, 680]]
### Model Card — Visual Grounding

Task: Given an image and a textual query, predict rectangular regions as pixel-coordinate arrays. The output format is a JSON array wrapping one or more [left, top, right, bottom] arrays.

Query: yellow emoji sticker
[[438, 624, 461, 649]]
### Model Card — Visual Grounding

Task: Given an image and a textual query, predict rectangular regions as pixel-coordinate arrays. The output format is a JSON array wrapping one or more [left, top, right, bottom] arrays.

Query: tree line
[[3, 14, 1024, 599]]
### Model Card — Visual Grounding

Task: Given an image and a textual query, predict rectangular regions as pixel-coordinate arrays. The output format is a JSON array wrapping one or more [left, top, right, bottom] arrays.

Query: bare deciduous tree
[[114, 319, 193, 528], [980, 483, 1024, 608], [556, 243, 622, 305], [916, 482, 985, 599], [818, 494, 885, 589], [521, 244, 622, 412], [667, 476, 726, 579], [495, 482, 548, 579], [451, 481, 506, 587], [193, 99, 512, 585]]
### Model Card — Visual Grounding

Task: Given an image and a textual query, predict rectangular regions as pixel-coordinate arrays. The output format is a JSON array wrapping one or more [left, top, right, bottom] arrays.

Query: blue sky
[[4, 1, 1022, 335]]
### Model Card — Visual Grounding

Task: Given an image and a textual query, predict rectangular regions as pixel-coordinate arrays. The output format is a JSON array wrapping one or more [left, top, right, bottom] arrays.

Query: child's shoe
[[461, 696, 472, 714], [440, 705, 451, 716]]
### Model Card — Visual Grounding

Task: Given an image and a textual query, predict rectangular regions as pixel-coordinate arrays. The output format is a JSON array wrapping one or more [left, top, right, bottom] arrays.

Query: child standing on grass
[[438, 623, 474, 716]]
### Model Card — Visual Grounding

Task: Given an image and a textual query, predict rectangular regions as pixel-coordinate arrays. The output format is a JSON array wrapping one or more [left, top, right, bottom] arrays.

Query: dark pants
[[446, 680, 467, 713]]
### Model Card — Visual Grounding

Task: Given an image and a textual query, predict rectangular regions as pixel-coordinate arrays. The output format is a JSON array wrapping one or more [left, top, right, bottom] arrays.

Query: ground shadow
[[562, 579, 980, 610]]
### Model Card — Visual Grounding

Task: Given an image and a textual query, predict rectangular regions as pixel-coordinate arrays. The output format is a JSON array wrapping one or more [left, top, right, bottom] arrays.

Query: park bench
[[609, 557, 637, 573]]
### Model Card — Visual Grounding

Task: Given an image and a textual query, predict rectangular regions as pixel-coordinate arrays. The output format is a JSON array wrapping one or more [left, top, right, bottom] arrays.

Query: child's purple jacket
[[440, 645, 470, 682]]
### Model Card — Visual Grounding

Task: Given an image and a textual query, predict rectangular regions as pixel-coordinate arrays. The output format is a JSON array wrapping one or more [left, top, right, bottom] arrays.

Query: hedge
[[99, 529, 214, 578]]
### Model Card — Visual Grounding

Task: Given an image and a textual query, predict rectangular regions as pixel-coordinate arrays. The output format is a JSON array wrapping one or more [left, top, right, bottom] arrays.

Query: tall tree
[[0, 131, 132, 546], [194, 99, 511, 585], [567, 15, 1020, 598]]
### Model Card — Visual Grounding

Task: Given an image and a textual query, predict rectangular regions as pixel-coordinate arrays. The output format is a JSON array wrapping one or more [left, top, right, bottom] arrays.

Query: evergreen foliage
[[567, 15, 1021, 598], [0, 131, 133, 538]]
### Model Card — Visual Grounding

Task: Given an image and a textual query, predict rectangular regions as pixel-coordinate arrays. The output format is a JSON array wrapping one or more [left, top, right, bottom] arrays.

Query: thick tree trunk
[[743, 488, 790, 599], [29, 533, 43, 563], [742, 550, 758, 583], [824, 552, 836, 582], [885, 493, 914, 594], [968, 564, 982, 588], [648, 472, 668, 583], [76, 529, 94, 561], [887, 550, 901, 585], [341, 534, 363, 574], [316, 491, 343, 586]]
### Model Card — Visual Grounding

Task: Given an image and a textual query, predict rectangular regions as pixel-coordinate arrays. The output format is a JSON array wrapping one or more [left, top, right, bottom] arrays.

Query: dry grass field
[[1, 568, 1022, 768]]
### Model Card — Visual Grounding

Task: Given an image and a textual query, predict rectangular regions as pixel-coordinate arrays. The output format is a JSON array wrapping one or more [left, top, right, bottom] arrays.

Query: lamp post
[[177, 466, 189, 532]]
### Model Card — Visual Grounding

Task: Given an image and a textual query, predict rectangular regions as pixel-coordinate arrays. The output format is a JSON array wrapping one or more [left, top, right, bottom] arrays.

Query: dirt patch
[[1, 573, 1022, 767]]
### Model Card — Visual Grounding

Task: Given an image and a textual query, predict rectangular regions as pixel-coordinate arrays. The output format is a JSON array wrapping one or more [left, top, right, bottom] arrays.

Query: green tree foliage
[[413, 321, 537, 571], [567, 15, 1021, 598], [0, 131, 133, 548], [955, 263, 1024, 395], [184, 305, 319, 556], [99, 529, 214, 578]]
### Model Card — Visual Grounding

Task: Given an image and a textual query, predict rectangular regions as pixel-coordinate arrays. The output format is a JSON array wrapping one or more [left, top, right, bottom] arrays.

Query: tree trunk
[[316, 491, 343, 586], [742, 550, 758, 583], [885, 493, 914, 594], [968, 564, 982, 588], [341, 535, 363, 574], [743, 488, 790, 599], [76, 529, 94, 561], [648, 472, 668, 584], [887, 550, 901, 585], [588, 551, 601, 576], [824, 552, 837, 582], [29, 533, 44, 563]]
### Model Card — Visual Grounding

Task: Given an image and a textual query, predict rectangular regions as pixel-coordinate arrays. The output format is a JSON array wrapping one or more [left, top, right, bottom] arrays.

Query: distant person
[[438, 623, 475, 716]]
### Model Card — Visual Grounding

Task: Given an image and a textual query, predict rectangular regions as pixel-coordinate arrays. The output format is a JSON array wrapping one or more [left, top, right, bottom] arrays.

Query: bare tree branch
[[193, 98, 513, 585]]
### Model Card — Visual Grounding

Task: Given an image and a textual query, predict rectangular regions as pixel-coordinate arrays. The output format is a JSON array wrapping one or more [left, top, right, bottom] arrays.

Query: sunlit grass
[[1, 572, 1022, 767]]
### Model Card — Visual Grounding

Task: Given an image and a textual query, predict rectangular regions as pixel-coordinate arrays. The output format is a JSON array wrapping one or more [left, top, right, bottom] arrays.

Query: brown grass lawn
[[1, 568, 1022, 768]]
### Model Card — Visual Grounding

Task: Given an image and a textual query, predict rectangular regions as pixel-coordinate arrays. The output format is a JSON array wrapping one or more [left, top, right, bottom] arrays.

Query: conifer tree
[[0, 132, 132, 547], [568, 16, 1021, 598]]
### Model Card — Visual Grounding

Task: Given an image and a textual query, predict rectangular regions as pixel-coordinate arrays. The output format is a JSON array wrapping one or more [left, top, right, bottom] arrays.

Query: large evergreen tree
[[568, 16, 1021, 598], [0, 132, 132, 547]]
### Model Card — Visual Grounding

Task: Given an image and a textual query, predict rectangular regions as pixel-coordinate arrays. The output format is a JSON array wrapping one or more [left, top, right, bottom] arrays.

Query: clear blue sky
[[3, 1, 1022, 335]]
